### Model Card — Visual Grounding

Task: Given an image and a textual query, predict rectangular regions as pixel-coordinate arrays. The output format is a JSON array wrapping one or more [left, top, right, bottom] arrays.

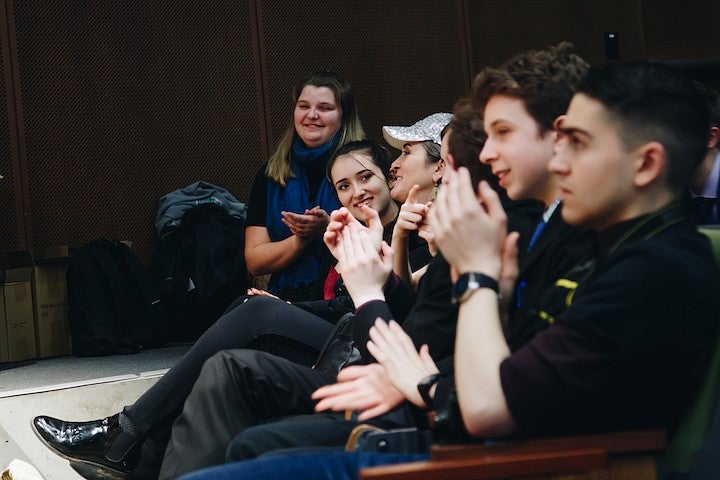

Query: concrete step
[[0, 373, 163, 479]]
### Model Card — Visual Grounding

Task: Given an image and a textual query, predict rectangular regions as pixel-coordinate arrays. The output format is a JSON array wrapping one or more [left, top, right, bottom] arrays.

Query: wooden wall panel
[[257, 0, 470, 150], [641, 0, 720, 61], [1, 0, 719, 269], [9, 0, 263, 262], [0, 0, 20, 270], [467, 0, 645, 70]]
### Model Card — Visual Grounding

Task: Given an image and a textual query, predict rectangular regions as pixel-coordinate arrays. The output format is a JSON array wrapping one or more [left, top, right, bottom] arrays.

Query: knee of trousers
[[196, 349, 269, 389], [202, 347, 281, 375], [225, 430, 263, 462], [224, 421, 305, 462], [242, 294, 283, 312]]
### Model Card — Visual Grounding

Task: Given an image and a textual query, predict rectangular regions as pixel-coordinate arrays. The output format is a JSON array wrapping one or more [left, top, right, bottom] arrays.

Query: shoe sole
[[70, 460, 128, 480], [30, 418, 130, 480]]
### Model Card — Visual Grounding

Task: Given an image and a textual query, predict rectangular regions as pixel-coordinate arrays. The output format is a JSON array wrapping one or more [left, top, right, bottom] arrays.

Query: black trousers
[[123, 295, 335, 449], [158, 349, 337, 479]]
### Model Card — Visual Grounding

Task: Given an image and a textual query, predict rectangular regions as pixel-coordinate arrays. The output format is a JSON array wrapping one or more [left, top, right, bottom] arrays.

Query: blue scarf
[[265, 133, 341, 296]]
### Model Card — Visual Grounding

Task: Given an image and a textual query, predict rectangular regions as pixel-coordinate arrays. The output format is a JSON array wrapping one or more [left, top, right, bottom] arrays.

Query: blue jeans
[[177, 451, 429, 480]]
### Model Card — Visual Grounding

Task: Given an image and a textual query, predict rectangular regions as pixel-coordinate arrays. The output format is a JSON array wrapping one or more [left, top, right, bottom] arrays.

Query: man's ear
[[633, 141, 666, 188], [708, 126, 720, 150]]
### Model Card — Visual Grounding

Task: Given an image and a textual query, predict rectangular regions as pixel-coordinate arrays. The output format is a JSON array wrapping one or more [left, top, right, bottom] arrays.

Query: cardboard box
[[3, 261, 37, 362], [33, 249, 71, 358], [1, 247, 73, 362], [0, 287, 8, 362]]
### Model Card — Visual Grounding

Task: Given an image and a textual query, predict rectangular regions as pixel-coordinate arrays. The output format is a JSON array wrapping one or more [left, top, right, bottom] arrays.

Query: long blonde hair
[[267, 71, 365, 186]]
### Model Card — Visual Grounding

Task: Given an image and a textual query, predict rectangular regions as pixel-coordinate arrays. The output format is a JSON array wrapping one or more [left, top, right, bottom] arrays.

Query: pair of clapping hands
[[281, 206, 330, 242], [313, 168, 520, 419]]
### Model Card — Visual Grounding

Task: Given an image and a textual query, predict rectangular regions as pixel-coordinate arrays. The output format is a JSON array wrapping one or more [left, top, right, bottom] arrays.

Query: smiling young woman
[[244, 71, 365, 302]]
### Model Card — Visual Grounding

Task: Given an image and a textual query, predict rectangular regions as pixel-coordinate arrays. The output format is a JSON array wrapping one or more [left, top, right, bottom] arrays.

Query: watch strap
[[417, 373, 443, 410], [452, 272, 499, 305]]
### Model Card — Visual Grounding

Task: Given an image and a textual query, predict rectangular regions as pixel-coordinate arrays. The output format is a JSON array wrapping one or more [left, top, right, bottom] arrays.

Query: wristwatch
[[417, 373, 443, 410], [452, 272, 499, 305]]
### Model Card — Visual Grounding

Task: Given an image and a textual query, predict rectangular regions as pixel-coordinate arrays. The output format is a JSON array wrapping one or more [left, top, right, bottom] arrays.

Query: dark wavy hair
[[472, 42, 589, 134], [442, 98, 498, 193]]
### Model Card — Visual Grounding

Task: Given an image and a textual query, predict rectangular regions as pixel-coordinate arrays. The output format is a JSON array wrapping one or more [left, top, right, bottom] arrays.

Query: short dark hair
[[578, 62, 710, 193], [445, 98, 498, 192], [326, 139, 393, 182], [692, 80, 720, 129], [472, 42, 589, 134]]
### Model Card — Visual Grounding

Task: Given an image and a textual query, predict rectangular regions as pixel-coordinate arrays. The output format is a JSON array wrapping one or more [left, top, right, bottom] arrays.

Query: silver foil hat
[[382, 112, 453, 150]]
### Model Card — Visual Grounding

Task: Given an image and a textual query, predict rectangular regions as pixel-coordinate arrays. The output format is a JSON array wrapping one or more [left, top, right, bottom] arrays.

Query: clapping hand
[[335, 221, 393, 307], [366, 319, 439, 408], [429, 167, 507, 281], [312, 363, 406, 421], [282, 206, 330, 241], [323, 206, 384, 268]]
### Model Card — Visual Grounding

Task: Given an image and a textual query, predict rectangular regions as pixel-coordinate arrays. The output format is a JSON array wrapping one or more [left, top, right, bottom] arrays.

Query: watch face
[[454, 274, 469, 297]]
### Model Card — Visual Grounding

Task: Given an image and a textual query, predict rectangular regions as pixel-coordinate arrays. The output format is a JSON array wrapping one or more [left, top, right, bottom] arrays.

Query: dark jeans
[[225, 406, 422, 463], [123, 295, 334, 449], [158, 349, 337, 479], [225, 413, 359, 462], [176, 451, 429, 480]]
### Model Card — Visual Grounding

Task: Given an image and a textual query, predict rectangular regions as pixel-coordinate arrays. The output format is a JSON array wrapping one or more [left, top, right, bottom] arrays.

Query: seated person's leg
[[177, 451, 428, 480], [159, 349, 336, 480], [226, 406, 423, 462], [130, 295, 334, 431], [33, 295, 335, 478], [225, 413, 353, 461]]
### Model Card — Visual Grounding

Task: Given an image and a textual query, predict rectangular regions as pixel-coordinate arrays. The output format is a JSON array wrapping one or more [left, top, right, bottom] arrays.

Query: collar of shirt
[[693, 149, 720, 198]]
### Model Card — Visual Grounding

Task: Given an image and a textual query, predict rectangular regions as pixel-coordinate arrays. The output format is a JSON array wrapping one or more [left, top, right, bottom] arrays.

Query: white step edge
[[0, 369, 169, 399]]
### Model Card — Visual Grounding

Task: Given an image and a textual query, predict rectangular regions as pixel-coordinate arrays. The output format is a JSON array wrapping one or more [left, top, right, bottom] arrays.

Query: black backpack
[[150, 203, 249, 341], [67, 238, 167, 356]]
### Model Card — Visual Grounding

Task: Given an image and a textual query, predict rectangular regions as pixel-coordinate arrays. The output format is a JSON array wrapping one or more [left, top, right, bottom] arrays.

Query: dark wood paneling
[[467, 0, 645, 69], [0, 0, 20, 269], [10, 1, 263, 262], [641, 0, 720, 61], [257, 0, 470, 149], [2, 0, 719, 267]]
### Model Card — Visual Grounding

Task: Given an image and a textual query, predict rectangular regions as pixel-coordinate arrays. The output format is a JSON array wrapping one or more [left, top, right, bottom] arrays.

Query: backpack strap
[[108, 239, 167, 332], [84, 240, 138, 353]]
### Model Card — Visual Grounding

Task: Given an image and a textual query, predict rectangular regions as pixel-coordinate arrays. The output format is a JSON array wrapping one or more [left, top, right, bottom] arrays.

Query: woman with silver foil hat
[[382, 113, 452, 285], [383, 112, 451, 205]]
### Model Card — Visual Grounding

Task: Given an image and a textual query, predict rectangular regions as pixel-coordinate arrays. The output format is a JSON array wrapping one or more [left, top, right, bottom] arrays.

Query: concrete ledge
[[0, 369, 168, 399], [0, 375, 161, 479]]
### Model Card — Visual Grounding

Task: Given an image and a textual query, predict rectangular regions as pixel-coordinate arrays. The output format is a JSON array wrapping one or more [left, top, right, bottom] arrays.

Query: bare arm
[[244, 225, 312, 276], [244, 205, 330, 276], [454, 289, 514, 437]]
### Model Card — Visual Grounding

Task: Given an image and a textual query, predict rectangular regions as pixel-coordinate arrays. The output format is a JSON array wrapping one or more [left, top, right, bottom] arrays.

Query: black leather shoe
[[32, 414, 142, 479]]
